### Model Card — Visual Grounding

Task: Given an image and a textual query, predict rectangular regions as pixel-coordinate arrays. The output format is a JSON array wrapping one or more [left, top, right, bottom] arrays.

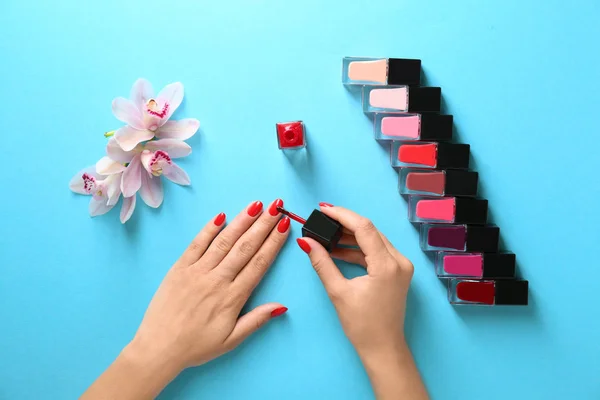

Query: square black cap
[[407, 87, 441, 113], [454, 198, 488, 225], [495, 280, 528, 305], [388, 58, 421, 86], [436, 143, 470, 169], [302, 210, 343, 252], [444, 170, 478, 197], [482, 253, 516, 279], [465, 225, 499, 252], [419, 114, 453, 141]]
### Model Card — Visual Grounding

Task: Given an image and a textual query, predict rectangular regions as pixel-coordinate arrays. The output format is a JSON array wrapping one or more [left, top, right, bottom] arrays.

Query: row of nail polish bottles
[[342, 57, 529, 306]]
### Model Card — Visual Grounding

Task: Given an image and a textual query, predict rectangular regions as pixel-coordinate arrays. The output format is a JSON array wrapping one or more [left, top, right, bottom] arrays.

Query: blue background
[[1, 0, 599, 399]]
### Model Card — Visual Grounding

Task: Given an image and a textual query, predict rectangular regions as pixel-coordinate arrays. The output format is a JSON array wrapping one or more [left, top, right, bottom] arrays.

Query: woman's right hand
[[296, 204, 428, 400]]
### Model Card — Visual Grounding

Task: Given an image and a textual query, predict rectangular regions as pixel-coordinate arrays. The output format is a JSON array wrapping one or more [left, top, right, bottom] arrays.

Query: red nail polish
[[271, 307, 288, 318], [296, 238, 311, 254], [214, 212, 226, 226], [269, 199, 284, 216], [247, 201, 263, 217], [277, 216, 290, 233], [276, 121, 306, 150], [319, 202, 333, 207]]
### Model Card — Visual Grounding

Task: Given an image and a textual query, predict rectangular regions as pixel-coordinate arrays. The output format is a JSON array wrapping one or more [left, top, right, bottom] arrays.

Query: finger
[[319, 205, 388, 259], [330, 248, 367, 267], [199, 200, 264, 268], [223, 303, 288, 350], [378, 232, 414, 272], [338, 233, 358, 246], [179, 212, 227, 266], [217, 199, 284, 279], [233, 216, 291, 294], [297, 237, 346, 295]]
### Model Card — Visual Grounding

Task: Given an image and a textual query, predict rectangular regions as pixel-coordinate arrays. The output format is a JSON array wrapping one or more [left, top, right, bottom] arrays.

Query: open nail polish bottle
[[342, 57, 421, 86], [399, 169, 479, 197], [363, 86, 441, 113], [391, 142, 470, 169], [420, 224, 499, 252], [276, 121, 306, 149], [435, 252, 516, 279], [277, 207, 342, 251], [408, 196, 488, 224], [448, 279, 529, 306], [374, 113, 453, 142]]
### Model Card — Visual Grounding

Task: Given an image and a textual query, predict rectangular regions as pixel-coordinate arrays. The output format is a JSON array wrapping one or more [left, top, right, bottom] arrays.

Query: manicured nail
[[271, 307, 288, 318], [269, 199, 284, 216], [277, 216, 290, 233], [319, 202, 333, 207], [247, 201, 263, 217], [296, 238, 311, 254], [214, 212, 226, 226]]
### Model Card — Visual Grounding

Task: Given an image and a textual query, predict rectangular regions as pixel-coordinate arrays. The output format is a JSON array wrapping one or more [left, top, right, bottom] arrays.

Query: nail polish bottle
[[342, 57, 421, 86], [420, 224, 499, 252], [278, 207, 343, 251], [276, 121, 306, 149], [448, 279, 529, 306], [435, 252, 516, 279], [391, 142, 470, 169], [399, 169, 479, 197], [363, 86, 441, 114], [374, 113, 453, 142], [408, 196, 488, 224]]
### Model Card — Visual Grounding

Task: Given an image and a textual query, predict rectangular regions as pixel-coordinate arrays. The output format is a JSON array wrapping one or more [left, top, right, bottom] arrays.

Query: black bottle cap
[[407, 87, 441, 113], [302, 210, 343, 252], [419, 114, 453, 141], [465, 225, 499, 252], [436, 143, 470, 169], [388, 58, 421, 86], [444, 170, 478, 197], [495, 280, 528, 305], [454, 198, 488, 225], [482, 253, 516, 279]]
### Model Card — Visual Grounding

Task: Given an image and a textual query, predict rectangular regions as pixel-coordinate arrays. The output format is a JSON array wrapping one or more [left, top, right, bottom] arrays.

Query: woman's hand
[[82, 199, 291, 400], [297, 204, 428, 400]]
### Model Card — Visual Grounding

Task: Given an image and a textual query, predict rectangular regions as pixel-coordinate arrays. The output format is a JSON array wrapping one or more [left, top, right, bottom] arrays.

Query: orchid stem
[[104, 130, 115, 138]]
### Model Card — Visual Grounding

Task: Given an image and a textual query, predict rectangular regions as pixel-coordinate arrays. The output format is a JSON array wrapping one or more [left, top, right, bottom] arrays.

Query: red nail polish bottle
[[276, 121, 306, 150]]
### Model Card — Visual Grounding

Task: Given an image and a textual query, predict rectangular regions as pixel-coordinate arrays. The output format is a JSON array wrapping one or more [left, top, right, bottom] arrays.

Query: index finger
[[319, 206, 388, 258]]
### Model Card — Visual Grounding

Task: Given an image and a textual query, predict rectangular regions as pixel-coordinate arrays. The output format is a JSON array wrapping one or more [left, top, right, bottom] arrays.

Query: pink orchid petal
[[69, 166, 100, 194], [106, 138, 137, 163], [156, 82, 184, 125], [121, 155, 143, 198], [114, 126, 154, 152], [105, 174, 122, 206], [140, 172, 164, 208], [163, 162, 191, 186], [112, 97, 145, 129], [89, 197, 114, 217], [120, 195, 136, 223], [145, 139, 191, 158], [139, 150, 154, 175], [156, 119, 199, 141], [96, 156, 126, 175], [130, 78, 154, 110]]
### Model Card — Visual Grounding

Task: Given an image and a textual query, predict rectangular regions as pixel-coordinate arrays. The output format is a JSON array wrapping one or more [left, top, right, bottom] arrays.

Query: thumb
[[297, 237, 346, 295], [224, 303, 288, 349]]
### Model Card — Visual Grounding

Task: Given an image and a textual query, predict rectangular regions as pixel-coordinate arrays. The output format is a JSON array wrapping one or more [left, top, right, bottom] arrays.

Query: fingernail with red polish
[[296, 238, 311, 254], [277, 216, 290, 233], [319, 202, 333, 207], [247, 201, 263, 217], [214, 212, 226, 226], [271, 307, 288, 318], [269, 199, 284, 216]]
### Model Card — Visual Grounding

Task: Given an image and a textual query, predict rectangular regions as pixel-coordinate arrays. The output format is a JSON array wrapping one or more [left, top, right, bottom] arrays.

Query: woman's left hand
[[82, 199, 291, 400]]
